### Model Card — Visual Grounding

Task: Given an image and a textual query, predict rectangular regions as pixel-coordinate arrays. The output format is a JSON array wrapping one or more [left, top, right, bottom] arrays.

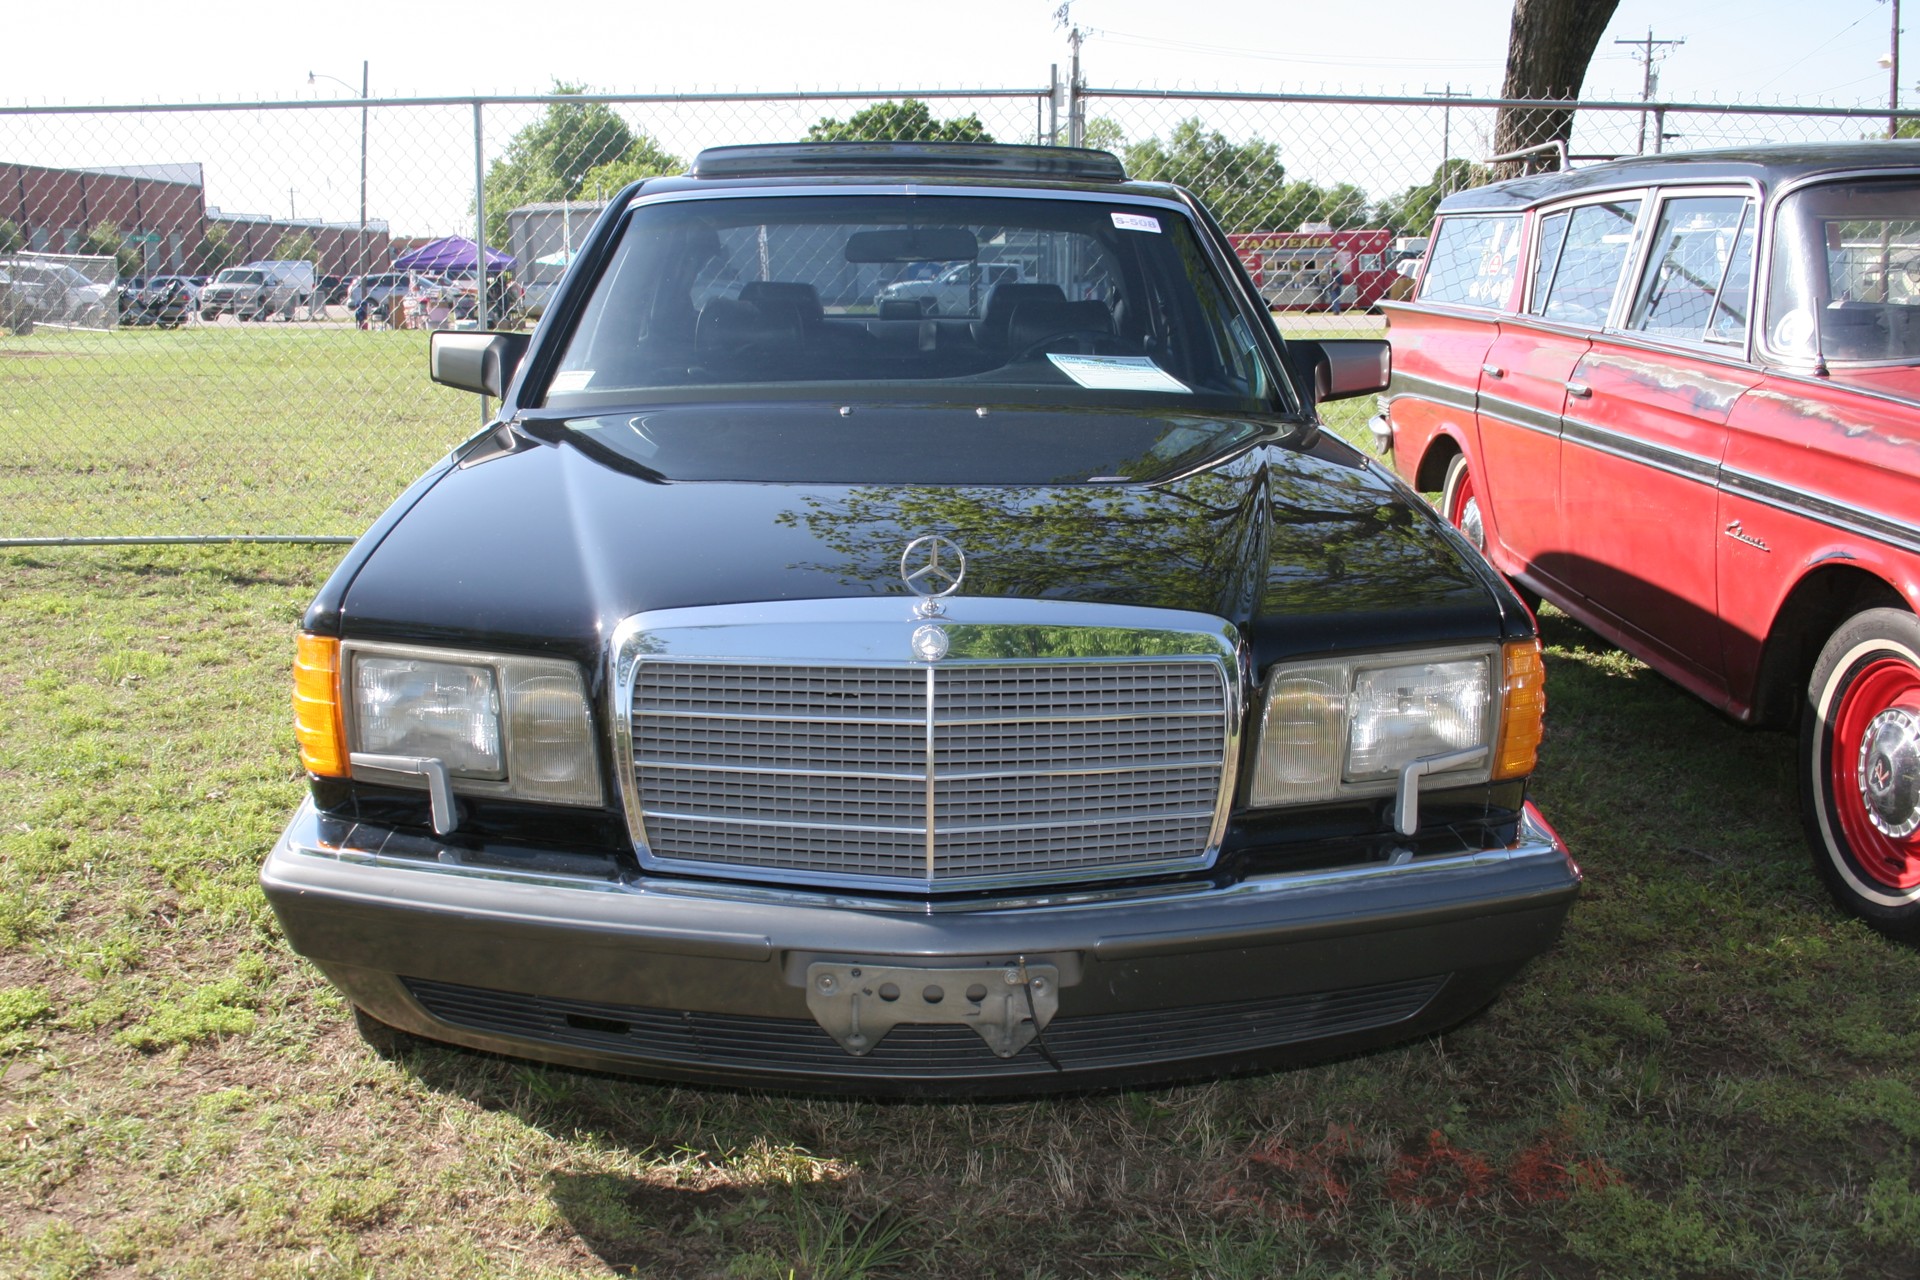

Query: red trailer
[[1229, 229, 1396, 312]]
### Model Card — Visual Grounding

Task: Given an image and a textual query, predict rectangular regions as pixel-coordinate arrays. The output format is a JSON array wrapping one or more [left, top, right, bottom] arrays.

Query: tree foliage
[[806, 100, 994, 143], [1125, 120, 1288, 228], [0, 218, 22, 255], [82, 222, 141, 280], [1374, 159, 1494, 237], [197, 225, 238, 276], [1116, 119, 1368, 233], [275, 230, 318, 268], [576, 139, 686, 204], [481, 83, 682, 243]]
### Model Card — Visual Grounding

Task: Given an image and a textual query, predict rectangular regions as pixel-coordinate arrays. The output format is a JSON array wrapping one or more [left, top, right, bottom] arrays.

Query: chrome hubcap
[[1858, 707, 1920, 838]]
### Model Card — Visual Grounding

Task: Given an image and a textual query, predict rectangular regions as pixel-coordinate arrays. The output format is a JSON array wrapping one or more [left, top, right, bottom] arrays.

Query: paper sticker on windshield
[[1048, 354, 1190, 394], [549, 370, 594, 393], [1111, 212, 1162, 234]]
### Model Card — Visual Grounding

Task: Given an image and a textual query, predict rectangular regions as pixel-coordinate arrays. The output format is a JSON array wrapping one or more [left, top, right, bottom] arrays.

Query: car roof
[[1436, 141, 1920, 213], [625, 142, 1184, 204]]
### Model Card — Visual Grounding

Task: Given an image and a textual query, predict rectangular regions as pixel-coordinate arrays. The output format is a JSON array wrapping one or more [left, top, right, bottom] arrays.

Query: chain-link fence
[[2, 85, 1912, 544]]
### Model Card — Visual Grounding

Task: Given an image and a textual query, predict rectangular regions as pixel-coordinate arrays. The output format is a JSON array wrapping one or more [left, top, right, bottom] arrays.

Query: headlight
[[294, 637, 602, 809], [1249, 644, 1530, 809]]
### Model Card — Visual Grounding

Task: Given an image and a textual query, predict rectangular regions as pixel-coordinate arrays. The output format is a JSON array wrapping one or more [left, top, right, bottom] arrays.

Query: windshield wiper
[[513, 414, 671, 484]]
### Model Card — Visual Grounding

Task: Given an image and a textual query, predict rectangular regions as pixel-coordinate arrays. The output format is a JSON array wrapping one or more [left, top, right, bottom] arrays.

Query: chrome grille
[[628, 658, 1230, 888]]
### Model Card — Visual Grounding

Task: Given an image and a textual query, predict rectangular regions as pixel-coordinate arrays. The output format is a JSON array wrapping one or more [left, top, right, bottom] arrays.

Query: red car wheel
[[1804, 608, 1920, 936], [1440, 454, 1485, 554]]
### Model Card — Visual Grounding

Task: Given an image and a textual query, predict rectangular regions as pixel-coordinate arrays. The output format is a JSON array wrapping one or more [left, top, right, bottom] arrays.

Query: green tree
[[0, 218, 22, 255], [481, 83, 680, 242], [1081, 117, 1125, 152], [1123, 120, 1297, 231], [576, 137, 685, 204], [1374, 159, 1492, 237], [83, 222, 141, 280], [805, 99, 994, 143], [275, 230, 318, 267], [198, 225, 238, 276]]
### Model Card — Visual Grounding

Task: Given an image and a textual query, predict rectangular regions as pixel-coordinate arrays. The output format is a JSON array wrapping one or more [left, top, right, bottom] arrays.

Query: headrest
[[1006, 298, 1113, 354], [737, 280, 823, 323], [696, 296, 802, 351], [975, 282, 1066, 344]]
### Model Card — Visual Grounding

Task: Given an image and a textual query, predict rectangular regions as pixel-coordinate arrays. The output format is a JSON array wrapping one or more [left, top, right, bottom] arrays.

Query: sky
[[1, 0, 1910, 238], [4, 0, 1902, 106]]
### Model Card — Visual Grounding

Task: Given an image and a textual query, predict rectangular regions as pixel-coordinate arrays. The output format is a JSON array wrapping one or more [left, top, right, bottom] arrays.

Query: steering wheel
[[1013, 328, 1135, 363]]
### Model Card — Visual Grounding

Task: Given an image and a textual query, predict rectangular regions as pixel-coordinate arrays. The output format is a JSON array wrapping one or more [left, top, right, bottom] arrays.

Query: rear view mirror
[[844, 227, 978, 264], [430, 331, 529, 397]]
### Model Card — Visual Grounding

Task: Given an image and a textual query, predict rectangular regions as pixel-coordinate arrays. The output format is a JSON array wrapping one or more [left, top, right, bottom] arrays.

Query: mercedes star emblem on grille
[[901, 534, 965, 615]]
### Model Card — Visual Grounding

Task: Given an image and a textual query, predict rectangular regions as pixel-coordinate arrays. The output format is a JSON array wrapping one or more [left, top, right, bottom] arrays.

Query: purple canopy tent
[[391, 236, 515, 273]]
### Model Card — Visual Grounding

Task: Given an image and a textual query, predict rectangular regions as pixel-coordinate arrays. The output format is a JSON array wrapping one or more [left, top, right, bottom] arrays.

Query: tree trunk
[[1493, 0, 1621, 175]]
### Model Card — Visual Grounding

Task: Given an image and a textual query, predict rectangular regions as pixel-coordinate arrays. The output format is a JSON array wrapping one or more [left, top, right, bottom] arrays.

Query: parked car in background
[[119, 275, 201, 328], [877, 259, 1029, 315], [262, 141, 1578, 1094], [438, 267, 526, 328], [0, 258, 112, 327], [201, 260, 317, 321], [1379, 142, 1920, 939], [348, 271, 428, 313], [319, 274, 353, 306]]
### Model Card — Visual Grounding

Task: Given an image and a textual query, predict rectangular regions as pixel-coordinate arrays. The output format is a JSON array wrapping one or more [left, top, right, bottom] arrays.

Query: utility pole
[[1426, 83, 1467, 195], [1888, 0, 1903, 138], [1616, 28, 1686, 154], [1054, 2, 1084, 147]]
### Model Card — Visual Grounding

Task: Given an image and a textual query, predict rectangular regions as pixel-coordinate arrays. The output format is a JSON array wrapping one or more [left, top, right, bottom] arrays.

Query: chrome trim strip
[[630, 759, 1222, 782], [635, 708, 1217, 727], [1719, 466, 1920, 558], [1477, 392, 1564, 438], [1559, 418, 1723, 484], [626, 183, 1196, 215], [275, 798, 1570, 916], [609, 597, 1245, 894], [1385, 371, 1477, 412], [641, 809, 1220, 836], [923, 665, 937, 880]]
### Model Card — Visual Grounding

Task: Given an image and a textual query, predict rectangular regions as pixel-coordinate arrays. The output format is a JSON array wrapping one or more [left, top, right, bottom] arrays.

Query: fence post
[[472, 100, 490, 424], [1652, 106, 1667, 154], [1048, 64, 1060, 144]]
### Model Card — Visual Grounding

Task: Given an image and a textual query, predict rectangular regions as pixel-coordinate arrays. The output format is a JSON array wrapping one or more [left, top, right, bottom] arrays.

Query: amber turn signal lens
[[293, 633, 349, 777], [1493, 639, 1546, 780]]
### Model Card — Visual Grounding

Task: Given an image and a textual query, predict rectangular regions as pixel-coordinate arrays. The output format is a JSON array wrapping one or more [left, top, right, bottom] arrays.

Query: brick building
[[1, 160, 392, 276]]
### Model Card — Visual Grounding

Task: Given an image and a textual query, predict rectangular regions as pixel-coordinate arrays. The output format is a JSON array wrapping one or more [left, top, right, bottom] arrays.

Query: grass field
[[2, 325, 1919, 1278], [0, 325, 480, 541]]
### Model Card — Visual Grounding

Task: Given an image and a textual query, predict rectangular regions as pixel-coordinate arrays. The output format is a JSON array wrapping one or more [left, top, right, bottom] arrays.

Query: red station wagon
[[1378, 143, 1920, 939]]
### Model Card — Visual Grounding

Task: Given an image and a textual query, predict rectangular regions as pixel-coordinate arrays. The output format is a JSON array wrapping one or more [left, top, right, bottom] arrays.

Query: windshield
[[1767, 177, 1920, 363], [544, 193, 1283, 416], [217, 270, 264, 284]]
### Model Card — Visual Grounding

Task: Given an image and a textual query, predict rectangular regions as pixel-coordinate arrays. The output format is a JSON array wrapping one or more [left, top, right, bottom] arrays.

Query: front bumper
[[263, 799, 1579, 1095]]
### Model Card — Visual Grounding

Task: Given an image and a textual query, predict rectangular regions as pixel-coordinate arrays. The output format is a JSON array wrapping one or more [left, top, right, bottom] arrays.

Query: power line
[[1616, 28, 1686, 153]]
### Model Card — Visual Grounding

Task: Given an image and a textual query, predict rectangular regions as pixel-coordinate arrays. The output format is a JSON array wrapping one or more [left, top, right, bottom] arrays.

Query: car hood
[[326, 411, 1507, 672]]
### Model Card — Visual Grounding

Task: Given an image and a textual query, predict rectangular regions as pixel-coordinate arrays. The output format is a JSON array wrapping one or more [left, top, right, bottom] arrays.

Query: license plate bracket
[[804, 960, 1060, 1058]]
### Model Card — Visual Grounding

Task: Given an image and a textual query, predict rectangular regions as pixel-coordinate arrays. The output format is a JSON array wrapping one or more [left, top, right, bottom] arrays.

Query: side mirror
[[1288, 338, 1390, 404], [430, 330, 530, 397]]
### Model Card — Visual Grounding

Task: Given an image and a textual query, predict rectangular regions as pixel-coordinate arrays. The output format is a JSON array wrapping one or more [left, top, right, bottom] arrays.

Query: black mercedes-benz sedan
[[262, 142, 1578, 1095]]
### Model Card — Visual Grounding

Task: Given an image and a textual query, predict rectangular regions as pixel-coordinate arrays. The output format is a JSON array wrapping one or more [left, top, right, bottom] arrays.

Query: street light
[[308, 63, 370, 285]]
